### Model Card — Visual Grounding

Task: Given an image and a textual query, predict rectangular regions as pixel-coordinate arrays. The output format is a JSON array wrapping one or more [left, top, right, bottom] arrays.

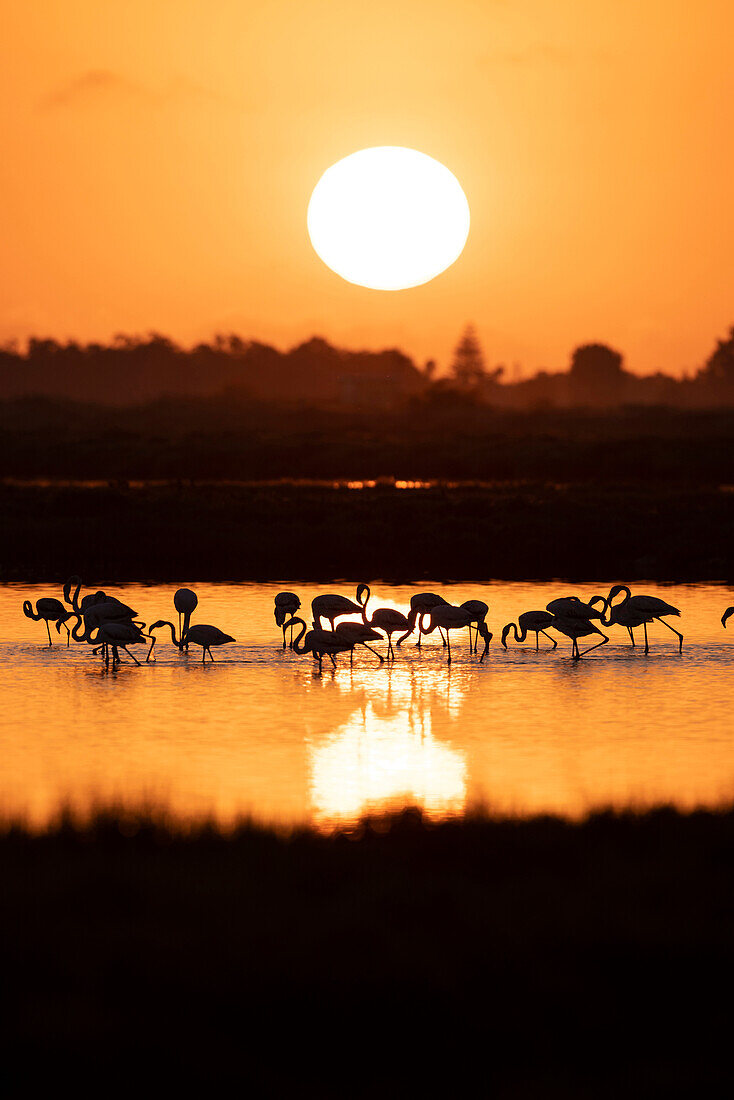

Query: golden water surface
[[4, 581, 734, 828]]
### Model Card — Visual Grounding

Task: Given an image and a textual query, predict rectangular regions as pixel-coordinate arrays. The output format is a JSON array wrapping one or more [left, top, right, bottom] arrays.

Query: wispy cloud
[[39, 70, 147, 110], [38, 70, 246, 112]]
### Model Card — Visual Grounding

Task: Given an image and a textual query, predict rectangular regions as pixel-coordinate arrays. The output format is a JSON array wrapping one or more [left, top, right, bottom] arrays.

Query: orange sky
[[1, 0, 733, 376]]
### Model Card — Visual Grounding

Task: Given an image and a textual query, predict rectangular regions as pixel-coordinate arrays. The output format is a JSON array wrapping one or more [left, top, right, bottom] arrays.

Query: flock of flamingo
[[20, 575, 734, 669]]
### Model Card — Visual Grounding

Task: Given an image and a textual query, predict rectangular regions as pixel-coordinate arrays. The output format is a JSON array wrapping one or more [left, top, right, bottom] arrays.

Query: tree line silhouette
[[2, 325, 734, 409]]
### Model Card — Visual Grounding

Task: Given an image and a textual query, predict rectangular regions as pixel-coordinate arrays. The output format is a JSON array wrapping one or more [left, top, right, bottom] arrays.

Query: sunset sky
[[2, 0, 733, 376]]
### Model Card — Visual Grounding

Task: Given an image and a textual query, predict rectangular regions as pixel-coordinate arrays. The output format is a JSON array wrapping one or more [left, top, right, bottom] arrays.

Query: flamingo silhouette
[[396, 592, 450, 648], [604, 585, 683, 653], [23, 598, 74, 646], [91, 621, 150, 666], [311, 590, 365, 632], [174, 588, 198, 650], [357, 583, 411, 660], [460, 599, 489, 654], [589, 594, 648, 647], [550, 615, 608, 659], [64, 576, 108, 614], [419, 605, 492, 663], [274, 591, 301, 648], [333, 621, 384, 662], [283, 616, 354, 670], [546, 596, 605, 620], [722, 607, 734, 628], [501, 611, 557, 651], [147, 621, 235, 664]]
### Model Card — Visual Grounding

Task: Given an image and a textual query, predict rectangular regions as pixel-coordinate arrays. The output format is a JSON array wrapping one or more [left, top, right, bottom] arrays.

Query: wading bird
[[396, 592, 450, 648], [23, 597, 74, 646], [589, 594, 648, 647], [64, 576, 108, 614], [501, 610, 557, 651], [546, 596, 605, 621], [283, 616, 354, 670], [274, 591, 301, 648], [419, 605, 492, 664], [549, 615, 609, 659], [723, 607, 734, 628], [357, 583, 411, 660], [91, 621, 151, 666], [311, 590, 365, 632], [147, 621, 235, 664], [174, 588, 198, 649], [333, 621, 384, 662], [605, 585, 683, 653], [461, 599, 489, 654]]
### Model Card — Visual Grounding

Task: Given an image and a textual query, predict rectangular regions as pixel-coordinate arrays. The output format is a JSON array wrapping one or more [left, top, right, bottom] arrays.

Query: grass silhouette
[[4, 803, 734, 1093]]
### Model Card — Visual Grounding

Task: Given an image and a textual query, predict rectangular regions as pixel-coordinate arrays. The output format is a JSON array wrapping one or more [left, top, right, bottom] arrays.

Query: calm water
[[4, 581, 734, 829]]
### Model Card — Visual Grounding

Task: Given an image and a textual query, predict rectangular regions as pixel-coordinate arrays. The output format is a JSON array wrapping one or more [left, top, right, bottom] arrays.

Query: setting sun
[[307, 146, 470, 291]]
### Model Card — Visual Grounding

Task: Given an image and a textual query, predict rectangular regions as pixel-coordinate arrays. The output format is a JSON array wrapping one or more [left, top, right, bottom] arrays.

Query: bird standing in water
[[274, 591, 301, 648], [419, 605, 492, 664], [357, 584, 411, 660], [23, 598, 74, 646], [147, 621, 235, 664], [174, 588, 199, 651], [501, 610, 557, 651]]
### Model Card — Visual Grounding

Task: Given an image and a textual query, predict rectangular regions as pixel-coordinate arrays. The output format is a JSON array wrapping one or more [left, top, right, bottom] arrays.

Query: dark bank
[[4, 805, 734, 1094]]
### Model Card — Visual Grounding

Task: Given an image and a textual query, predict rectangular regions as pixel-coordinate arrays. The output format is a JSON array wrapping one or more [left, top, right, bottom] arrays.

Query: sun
[[307, 146, 470, 291]]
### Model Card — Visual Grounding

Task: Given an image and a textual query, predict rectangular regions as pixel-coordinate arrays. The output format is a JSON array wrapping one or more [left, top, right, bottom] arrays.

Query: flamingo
[[283, 616, 353, 670], [333, 621, 384, 663], [396, 592, 450, 648], [357, 583, 411, 660], [501, 611, 557, 651], [419, 605, 492, 663], [174, 588, 198, 650], [274, 591, 301, 648], [23, 598, 74, 646], [90, 621, 151, 666], [723, 607, 734, 628], [64, 576, 109, 614], [147, 621, 235, 664], [460, 599, 489, 654], [311, 590, 364, 632], [605, 585, 683, 654], [549, 615, 609, 659], [589, 594, 648, 647], [546, 596, 605, 621]]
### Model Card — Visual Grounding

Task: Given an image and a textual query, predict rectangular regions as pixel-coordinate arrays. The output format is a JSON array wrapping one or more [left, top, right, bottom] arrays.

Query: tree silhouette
[[450, 325, 486, 389], [568, 343, 626, 406], [698, 327, 734, 390]]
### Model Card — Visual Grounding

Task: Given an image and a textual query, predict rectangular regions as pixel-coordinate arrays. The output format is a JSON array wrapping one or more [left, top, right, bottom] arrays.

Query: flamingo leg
[[656, 616, 684, 652], [535, 631, 539, 651], [64, 623, 71, 647], [446, 631, 452, 664], [628, 627, 635, 647], [330, 654, 337, 669], [146, 638, 156, 662], [578, 634, 609, 658], [643, 621, 650, 654], [282, 625, 287, 650], [122, 645, 141, 666], [541, 630, 557, 649], [45, 619, 52, 646], [361, 643, 384, 663]]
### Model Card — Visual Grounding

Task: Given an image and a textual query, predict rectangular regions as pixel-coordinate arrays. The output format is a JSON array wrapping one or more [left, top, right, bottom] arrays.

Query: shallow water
[[3, 581, 734, 828]]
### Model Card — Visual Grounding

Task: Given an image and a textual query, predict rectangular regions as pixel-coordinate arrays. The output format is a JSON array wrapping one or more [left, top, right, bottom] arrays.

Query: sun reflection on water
[[308, 665, 468, 827]]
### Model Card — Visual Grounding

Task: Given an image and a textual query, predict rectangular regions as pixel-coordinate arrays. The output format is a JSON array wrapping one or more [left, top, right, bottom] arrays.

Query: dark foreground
[[4, 806, 734, 1095], [3, 479, 734, 582]]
